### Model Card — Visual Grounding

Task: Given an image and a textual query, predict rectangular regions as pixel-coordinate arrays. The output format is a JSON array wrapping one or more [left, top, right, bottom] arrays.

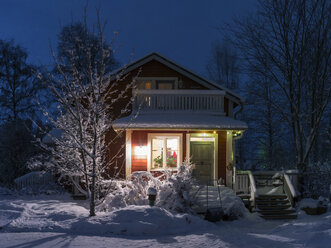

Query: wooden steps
[[255, 194, 297, 220]]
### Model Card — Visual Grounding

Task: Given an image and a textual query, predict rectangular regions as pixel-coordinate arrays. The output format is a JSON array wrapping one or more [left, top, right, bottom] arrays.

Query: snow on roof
[[113, 113, 248, 130]]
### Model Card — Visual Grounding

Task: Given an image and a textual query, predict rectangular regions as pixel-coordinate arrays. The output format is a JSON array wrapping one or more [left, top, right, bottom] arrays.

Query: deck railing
[[235, 170, 258, 209], [234, 171, 250, 194], [235, 170, 299, 208], [133, 89, 225, 115]]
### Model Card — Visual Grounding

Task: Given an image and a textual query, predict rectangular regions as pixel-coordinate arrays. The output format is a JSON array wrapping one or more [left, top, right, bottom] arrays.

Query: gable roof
[[109, 52, 244, 104]]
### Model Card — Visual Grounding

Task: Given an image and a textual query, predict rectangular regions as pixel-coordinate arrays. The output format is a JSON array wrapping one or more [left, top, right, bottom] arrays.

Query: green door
[[190, 141, 214, 185]]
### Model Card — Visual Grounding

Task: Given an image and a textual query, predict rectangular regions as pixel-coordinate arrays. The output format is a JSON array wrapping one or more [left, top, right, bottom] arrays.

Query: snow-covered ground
[[0, 194, 330, 248]]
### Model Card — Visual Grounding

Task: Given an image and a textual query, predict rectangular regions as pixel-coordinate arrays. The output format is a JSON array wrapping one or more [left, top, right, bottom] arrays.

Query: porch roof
[[113, 113, 248, 130]]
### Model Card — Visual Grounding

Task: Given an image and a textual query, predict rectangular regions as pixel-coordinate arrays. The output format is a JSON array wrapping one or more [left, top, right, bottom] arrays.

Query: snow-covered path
[[0, 195, 330, 248]]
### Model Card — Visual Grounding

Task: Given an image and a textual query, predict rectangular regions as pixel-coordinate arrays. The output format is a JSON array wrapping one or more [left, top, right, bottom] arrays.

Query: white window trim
[[147, 133, 183, 171], [135, 77, 179, 89]]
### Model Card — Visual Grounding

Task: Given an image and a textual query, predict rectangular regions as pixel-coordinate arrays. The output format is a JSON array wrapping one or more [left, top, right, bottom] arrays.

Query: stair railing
[[247, 171, 258, 210], [235, 170, 258, 210], [234, 171, 250, 194], [283, 173, 300, 207]]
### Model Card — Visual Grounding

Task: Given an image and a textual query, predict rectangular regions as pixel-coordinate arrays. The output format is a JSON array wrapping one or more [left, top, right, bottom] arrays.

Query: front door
[[190, 141, 214, 185]]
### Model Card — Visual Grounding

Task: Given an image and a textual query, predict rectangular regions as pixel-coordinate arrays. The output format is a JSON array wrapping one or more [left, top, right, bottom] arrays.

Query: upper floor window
[[137, 80, 152, 90], [156, 80, 174, 89], [136, 77, 178, 90]]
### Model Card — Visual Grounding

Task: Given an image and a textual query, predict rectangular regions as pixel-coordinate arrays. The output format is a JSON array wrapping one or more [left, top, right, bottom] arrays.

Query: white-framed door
[[186, 133, 218, 185]]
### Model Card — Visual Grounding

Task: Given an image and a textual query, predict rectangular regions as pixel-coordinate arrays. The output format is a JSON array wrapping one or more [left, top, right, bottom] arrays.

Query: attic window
[[135, 77, 178, 90], [137, 80, 152, 90], [156, 80, 174, 90]]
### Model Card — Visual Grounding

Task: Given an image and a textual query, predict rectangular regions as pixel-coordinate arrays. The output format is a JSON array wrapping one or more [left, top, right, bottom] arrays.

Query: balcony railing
[[133, 89, 225, 115]]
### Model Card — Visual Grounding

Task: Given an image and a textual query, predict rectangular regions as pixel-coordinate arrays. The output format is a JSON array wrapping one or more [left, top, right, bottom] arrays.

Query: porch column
[[125, 130, 132, 179], [226, 131, 233, 187]]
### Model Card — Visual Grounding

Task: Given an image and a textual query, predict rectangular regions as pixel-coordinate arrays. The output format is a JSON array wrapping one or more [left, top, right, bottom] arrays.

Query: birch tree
[[231, 0, 330, 190], [38, 11, 135, 216]]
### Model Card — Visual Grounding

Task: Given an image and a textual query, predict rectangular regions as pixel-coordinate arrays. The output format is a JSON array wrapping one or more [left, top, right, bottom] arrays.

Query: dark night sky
[[0, 0, 257, 76]]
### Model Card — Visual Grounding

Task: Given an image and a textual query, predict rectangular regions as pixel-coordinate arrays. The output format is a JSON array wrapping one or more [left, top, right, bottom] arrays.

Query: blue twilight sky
[[0, 0, 257, 76]]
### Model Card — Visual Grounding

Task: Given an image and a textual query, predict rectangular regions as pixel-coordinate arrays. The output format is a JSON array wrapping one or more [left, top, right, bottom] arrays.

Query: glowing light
[[134, 146, 147, 156], [213, 131, 216, 134], [233, 130, 242, 137]]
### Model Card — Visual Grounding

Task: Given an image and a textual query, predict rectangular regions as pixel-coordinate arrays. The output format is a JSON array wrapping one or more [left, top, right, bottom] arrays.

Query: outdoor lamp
[[148, 187, 157, 206]]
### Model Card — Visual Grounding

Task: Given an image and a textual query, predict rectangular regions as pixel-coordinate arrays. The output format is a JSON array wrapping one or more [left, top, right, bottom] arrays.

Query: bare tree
[[38, 10, 135, 216], [206, 40, 240, 90], [231, 0, 330, 190], [245, 72, 292, 170], [56, 21, 119, 82], [0, 40, 39, 122]]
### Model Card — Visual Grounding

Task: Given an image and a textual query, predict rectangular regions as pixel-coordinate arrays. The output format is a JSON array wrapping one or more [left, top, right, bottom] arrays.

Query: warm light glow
[[213, 131, 216, 134], [233, 130, 242, 137], [134, 146, 147, 156], [190, 137, 214, 142]]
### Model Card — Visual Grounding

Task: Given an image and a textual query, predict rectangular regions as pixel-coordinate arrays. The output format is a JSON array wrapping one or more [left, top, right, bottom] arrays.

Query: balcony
[[133, 89, 225, 115]]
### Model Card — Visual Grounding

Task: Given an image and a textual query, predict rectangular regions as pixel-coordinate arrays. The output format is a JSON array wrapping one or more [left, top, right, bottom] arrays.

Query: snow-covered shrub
[[303, 161, 331, 198], [157, 161, 195, 212], [98, 160, 196, 213], [219, 186, 249, 219], [0, 187, 13, 195], [300, 197, 329, 215]]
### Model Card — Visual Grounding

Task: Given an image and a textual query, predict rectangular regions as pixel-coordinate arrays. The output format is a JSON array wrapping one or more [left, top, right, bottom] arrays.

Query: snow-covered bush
[[219, 187, 250, 219], [98, 160, 196, 213], [0, 187, 13, 195], [303, 161, 331, 198]]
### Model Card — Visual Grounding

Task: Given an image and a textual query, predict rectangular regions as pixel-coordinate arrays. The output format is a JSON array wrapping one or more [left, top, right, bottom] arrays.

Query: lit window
[[150, 135, 180, 169], [145, 81, 152, 89], [135, 78, 178, 90], [156, 80, 174, 89], [137, 80, 152, 89]]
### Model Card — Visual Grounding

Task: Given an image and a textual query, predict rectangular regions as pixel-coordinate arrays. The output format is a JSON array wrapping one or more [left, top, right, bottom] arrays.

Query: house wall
[[130, 130, 227, 182]]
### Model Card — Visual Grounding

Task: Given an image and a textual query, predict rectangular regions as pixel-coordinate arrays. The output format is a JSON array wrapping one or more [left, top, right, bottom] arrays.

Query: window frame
[[147, 133, 183, 171], [135, 77, 178, 90]]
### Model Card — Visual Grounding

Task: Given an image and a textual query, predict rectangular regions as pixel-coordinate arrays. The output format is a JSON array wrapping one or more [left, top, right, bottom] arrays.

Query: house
[[109, 53, 248, 188]]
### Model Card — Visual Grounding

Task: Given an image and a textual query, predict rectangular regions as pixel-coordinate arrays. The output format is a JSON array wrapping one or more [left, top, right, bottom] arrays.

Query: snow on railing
[[284, 173, 299, 207], [248, 172, 257, 199], [284, 170, 299, 190], [133, 89, 225, 114], [235, 170, 258, 209], [14, 171, 53, 189]]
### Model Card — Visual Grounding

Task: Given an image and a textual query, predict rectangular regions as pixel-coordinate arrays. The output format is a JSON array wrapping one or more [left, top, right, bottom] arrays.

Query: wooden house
[[110, 53, 247, 187]]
